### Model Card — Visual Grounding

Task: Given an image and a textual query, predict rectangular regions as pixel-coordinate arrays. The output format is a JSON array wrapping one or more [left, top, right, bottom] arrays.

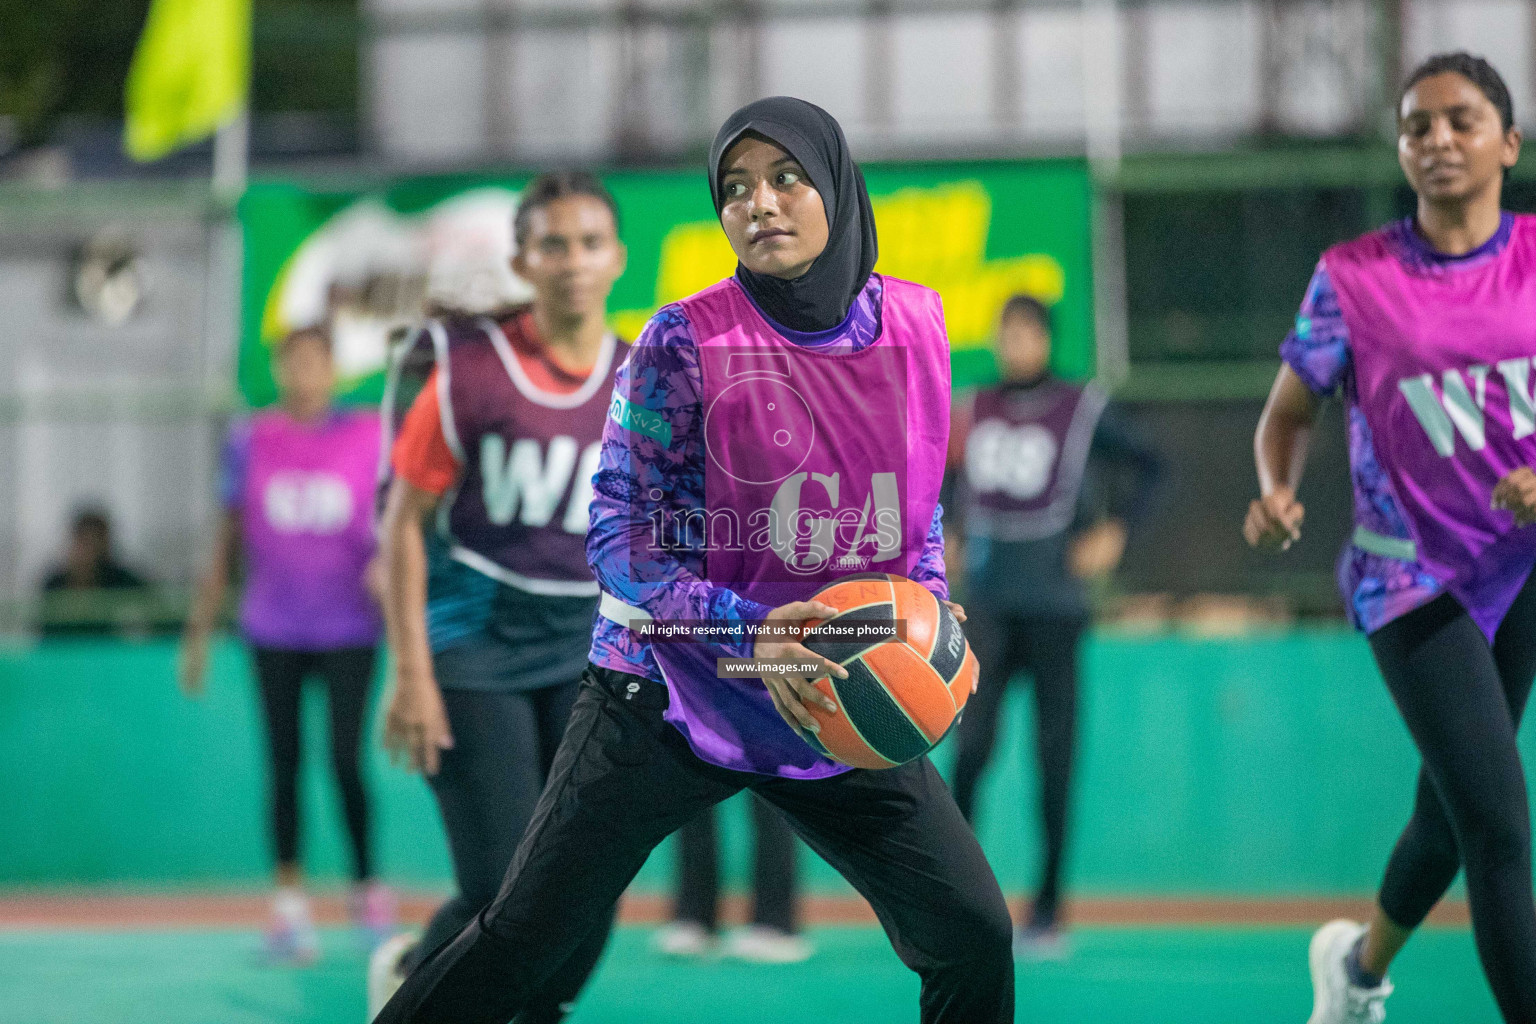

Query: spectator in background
[[43, 507, 147, 592], [38, 506, 155, 637], [179, 326, 393, 966], [946, 294, 1163, 959]]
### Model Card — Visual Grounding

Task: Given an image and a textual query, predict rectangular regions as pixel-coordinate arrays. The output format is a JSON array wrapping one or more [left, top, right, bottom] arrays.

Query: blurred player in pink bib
[[182, 326, 391, 964]]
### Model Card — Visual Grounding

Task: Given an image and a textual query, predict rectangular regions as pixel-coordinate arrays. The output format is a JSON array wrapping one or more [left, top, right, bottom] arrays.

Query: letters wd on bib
[[424, 316, 614, 594]]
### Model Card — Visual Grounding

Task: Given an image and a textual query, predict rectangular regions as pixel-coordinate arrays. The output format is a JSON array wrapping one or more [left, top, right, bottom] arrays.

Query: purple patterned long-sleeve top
[[1279, 215, 1514, 633], [586, 274, 951, 683]]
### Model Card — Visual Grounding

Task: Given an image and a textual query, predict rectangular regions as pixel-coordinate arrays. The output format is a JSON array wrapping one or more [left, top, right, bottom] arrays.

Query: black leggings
[[1370, 579, 1536, 1024], [950, 610, 1084, 923], [405, 683, 613, 1024], [252, 645, 377, 882], [674, 793, 799, 933], [374, 666, 1013, 1024]]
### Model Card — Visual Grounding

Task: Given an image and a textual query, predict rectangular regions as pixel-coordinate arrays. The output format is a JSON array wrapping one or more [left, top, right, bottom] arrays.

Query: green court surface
[[0, 924, 1499, 1024]]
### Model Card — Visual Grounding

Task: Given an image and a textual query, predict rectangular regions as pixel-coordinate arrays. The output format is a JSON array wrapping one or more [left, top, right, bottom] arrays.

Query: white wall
[[0, 209, 225, 622], [365, 0, 1536, 164]]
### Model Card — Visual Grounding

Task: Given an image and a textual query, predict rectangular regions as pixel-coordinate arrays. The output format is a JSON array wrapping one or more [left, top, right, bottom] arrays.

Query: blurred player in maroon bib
[[369, 172, 628, 1022], [948, 294, 1162, 957]]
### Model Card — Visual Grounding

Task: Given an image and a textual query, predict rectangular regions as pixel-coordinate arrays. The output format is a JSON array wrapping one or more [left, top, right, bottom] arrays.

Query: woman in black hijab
[[709, 96, 878, 333], [373, 100, 1014, 1024]]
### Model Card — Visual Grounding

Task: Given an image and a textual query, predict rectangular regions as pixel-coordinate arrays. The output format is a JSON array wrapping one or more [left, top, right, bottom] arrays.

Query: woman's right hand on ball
[[384, 672, 454, 776], [1244, 487, 1305, 550], [754, 600, 847, 740]]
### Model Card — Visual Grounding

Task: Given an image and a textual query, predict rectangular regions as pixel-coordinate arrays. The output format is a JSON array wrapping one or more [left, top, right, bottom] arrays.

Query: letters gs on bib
[[966, 420, 1060, 501]]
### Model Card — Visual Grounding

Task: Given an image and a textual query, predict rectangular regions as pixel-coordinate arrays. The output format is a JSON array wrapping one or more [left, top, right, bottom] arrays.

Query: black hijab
[[708, 97, 878, 334]]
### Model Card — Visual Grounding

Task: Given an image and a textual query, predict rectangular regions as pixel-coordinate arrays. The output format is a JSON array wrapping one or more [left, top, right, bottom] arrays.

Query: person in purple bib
[[181, 326, 391, 965], [1246, 53, 1536, 1024], [372, 97, 1014, 1024]]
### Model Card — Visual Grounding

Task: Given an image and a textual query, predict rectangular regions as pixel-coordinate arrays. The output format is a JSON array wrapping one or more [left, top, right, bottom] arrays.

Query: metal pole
[[1082, 0, 1128, 385], [992, 0, 1022, 135], [484, 0, 514, 160], [211, 111, 249, 204], [1380, 0, 1406, 139], [614, 0, 649, 159], [738, 0, 764, 107], [865, 0, 895, 134], [209, 108, 247, 406]]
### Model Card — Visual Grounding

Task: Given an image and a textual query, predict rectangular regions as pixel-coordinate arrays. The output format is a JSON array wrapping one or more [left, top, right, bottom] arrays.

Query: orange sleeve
[[391, 368, 461, 497], [947, 390, 975, 469]]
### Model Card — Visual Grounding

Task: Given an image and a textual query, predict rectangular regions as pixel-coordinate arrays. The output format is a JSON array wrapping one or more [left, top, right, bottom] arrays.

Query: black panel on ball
[[833, 659, 932, 766], [802, 603, 896, 665], [928, 602, 967, 684]]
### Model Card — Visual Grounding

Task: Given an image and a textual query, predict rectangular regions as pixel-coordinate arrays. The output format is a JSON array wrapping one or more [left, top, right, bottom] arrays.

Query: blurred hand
[[1069, 519, 1128, 579], [1493, 467, 1536, 527], [178, 632, 209, 698], [754, 600, 846, 740], [1244, 487, 1305, 550], [944, 537, 965, 593], [383, 673, 454, 776], [364, 555, 388, 607]]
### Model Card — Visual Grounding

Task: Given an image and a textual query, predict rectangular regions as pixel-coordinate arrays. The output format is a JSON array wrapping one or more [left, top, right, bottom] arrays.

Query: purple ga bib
[[1328, 215, 1536, 640], [240, 409, 382, 649], [647, 276, 951, 777]]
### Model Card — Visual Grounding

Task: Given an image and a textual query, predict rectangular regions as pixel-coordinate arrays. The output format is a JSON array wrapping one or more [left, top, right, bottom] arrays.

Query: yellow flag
[[123, 0, 251, 161]]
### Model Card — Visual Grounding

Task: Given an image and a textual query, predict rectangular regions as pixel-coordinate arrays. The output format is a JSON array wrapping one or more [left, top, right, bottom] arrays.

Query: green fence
[[238, 160, 1095, 407], [0, 629, 1501, 897]]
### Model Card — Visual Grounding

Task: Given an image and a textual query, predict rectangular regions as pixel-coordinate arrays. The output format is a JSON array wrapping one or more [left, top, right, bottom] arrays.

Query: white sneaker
[[1013, 923, 1071, 962], [722, 925, 815, 964], [1308, 919, 1394, 1024], [265, 888, 320, 967], [351, 882, 399, 950], [652, 921, 715, 958], [367, 931, 419, 1021]]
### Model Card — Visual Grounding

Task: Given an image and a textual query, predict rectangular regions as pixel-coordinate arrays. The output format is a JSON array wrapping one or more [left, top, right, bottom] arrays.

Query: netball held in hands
[[797, 573, 977, 770]]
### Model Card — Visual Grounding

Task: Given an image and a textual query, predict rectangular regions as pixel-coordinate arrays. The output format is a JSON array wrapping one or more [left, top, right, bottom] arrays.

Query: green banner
[[238, 161, 1094, 407]]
